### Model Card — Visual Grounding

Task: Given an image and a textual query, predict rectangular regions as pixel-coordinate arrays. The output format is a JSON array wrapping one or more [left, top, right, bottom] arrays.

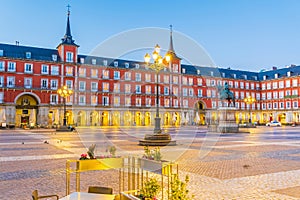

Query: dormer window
[[182, 68, 186, 73], [92, 59, 96, 65], [263, 75, 266, 80], [253, 76, 257, 80], [135, 64, 139, 69], [210, 71, 214, 76], [52, 54, 57, 61], [287, 71, 291, 77], [222, 72, 225, 77], [80, 58, 85, 64], [275, 73, 278, 79], [125, 63, 129, 68], [244, 75, 247, 80], [103, 60, 107, 66], [0, 50, 4, 56], [25, 52, 31, 59], [233, 74, 236, 79], [114, 61, 118, 67], [197, 70, 201, 75]]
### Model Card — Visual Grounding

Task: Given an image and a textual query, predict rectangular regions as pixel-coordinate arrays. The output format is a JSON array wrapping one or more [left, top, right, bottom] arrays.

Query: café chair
[[32, 190, 59, 200], [88, 186, 113, 194]]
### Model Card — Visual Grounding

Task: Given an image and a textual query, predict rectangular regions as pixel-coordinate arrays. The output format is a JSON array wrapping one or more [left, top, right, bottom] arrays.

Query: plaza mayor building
[[0, 12, 300, 128]]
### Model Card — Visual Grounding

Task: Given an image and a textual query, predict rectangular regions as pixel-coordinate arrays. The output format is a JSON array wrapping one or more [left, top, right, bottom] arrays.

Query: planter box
[[77, 157, 123, 171], [139, 158, 170, 174]]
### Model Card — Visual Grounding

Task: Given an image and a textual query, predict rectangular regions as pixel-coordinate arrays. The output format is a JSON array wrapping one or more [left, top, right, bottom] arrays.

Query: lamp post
[[57, 85, 73, 127], [144, 44, 171, 134], [244, 96, 256, 123]]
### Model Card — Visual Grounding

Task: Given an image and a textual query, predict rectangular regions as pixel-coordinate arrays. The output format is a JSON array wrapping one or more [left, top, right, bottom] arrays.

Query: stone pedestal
[[217, 107, 239, 133]]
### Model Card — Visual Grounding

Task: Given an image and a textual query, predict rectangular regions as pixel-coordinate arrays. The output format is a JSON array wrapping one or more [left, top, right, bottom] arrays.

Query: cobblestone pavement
[[1, 126, 300, 199]]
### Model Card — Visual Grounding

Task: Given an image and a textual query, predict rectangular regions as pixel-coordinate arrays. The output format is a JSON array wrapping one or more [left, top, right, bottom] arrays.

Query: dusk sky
[[1, 0, 300, 71]]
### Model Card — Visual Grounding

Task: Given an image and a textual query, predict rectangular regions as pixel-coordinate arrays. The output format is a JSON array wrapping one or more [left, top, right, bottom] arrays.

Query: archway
[[277, 113, 286, 123], [102, 111, 109, 126], [164, 112, 171, 126], [124, 111, 132, 126], [77, 111, 86, 126], [145, 112, 151, 126], [66, 111, 74, 126], [15, 94, 38, 128], [135, 112, 142, 126], [173, 112, 180, 126], [194, 101, 206, 125], [90, 111, 98, 126], [112, 112, 120, 126]]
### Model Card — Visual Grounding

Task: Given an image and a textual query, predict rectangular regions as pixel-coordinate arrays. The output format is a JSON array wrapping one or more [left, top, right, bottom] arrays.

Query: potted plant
[[171, 174, 194, 200], [138, 178, 161, 200]]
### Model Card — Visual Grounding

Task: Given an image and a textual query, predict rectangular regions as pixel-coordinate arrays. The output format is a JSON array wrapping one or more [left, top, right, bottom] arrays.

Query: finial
[[170, 25, 173, 34], [67, 4, 71, 16]]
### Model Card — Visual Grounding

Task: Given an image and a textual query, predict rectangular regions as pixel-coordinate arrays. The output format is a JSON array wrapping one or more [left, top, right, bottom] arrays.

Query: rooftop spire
[[61, 4, 78, 46], [169, 25, 175, 53]]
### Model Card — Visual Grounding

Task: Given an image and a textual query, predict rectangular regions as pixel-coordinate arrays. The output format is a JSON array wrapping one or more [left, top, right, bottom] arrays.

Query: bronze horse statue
[[218, 82, 235, 107]]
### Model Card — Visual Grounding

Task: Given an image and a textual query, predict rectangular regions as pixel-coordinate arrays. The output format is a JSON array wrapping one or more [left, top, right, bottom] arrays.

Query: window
[[145, 85, 151, 94], [91, 82, 98, 92], [173, 76, 179, 84], [164, 75, 169, 83], [287, 71, 291, 77], [286, 80, 290, 87], [279, 81, 284, 88], [0, 76, 4, 87], [135, 64, 140, 69], [145, 74, 151, 82], [182, 88, 187, 96], [279, 91, 284, 99], [79, 81, 86, 91], [79, 95, 86, 105], [286, 101, 291, 109], [189, 88, 194, 96], [66, 80, 73, 89], [210, 71, 214, 76], [136, 85, 141, 94], [103, 60, 107, 66], [66, 66, 73, 76], [92, 59, 96, 65], [146, 98, 151, 107], [235, 91, 239, 99], [164, 86, 169, 95], [0, 61, 5, 71], [91, 69, 98, 78], [102, 82, 109, 92], [262, 103, 266, 110], [125, 97, 131, 106], [263, 75, 266, 80], [273, 82, 278, 89], [79, 68, 86, 77], [41, 65, 49, 74], [279, 102, 284, 109], [198, 89, 202, 97], [266, 83, 271, 90], [7, 76, 15, 87], [240, 92, 244, 99], [207, 90, 211, 97], [267, 92, 272, 99], [8, 62, 16, 72], [52, 54, 57, 61], [197, 78, 202, 86], [292, 89, 298, 96], [173, 99, 178, 107], [125, 72, 131, 80], [292, 79, 298, 87], [212, 101, 216, 109], [273, 102, 278, 109], [135, 73, 141, 81], [164, 99, 170, 107], [114, 83, 120, 93], [206, 79, 210, 86], [0, 50, 3, 56], [228, 81, 232, 87], [245, 82, 249, 89], [24, 78, 32, 88], [197, 70, 201, 75], [0, 92, 3, 103], [25, 52, 31, 59], [66, 52, 73, 62], [212, 90, 216, 98], [103, 96, 109, 106], [293, 101, 298, 109], [240, 82, 244, 89], [102, 70, 109, 79], [50, 79, 58, 89], [173, 87, 178, 96], [114, 96, 120, 106], [114, 71, 120, 80], [91, 95, 98, 106], [183, 100, 188, 108], [80, 58, 85, 64], [286, 90, 291, 96], [50, 94, 58, 104], [182, 68, 186, 73], [172, 64, 178, 73], [136, 98, 141, 107], [51, 66, 59, 75], [189, 78, 193, 86], [125, 84, 131, 94], [114, 61, 118, 67], [273, 92, 278, 99], [261, 93, 266, 100], [261, 84, 266, 90], [125, 63, 129, 68], [182, 77, 187, 85]]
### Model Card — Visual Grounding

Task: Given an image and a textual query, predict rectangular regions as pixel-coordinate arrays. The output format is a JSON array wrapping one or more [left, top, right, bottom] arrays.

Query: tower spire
[[169, 25, 175, 53], [60, 4, 78, 46]]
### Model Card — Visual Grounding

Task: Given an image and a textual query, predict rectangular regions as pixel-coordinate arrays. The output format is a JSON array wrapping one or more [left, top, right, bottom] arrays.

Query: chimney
[[272, 66, 277, 70]]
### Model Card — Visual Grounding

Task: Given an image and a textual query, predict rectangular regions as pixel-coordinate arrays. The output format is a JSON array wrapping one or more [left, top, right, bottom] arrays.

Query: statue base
[[217, 107, 239, 133], [139, 133, 176, 146]]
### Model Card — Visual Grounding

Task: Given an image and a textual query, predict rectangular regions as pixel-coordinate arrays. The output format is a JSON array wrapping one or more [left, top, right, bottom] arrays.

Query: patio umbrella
[[185, 113, 189, 124], [1, 109, 6, 122], [181, 112, 185, 124], [195, 112, 200, 123], [29, 109, 36, 125]]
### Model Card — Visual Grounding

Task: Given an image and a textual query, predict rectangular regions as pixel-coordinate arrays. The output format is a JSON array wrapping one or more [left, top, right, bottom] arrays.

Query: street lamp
[[244, 96, 256, 123], [144, 44, 171, 134], [57, 85, 73, 127]]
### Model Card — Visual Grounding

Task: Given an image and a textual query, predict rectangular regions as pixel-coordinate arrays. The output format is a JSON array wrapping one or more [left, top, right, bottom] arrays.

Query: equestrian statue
[[218, 82, 235, 107]]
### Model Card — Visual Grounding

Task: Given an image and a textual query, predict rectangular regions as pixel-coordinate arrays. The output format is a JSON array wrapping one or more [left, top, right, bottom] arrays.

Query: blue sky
[[1, 0, 300, 71]]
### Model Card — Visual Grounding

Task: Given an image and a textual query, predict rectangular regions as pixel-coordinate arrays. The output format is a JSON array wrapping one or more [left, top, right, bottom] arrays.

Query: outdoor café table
[[59, 192, 115, 200]]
